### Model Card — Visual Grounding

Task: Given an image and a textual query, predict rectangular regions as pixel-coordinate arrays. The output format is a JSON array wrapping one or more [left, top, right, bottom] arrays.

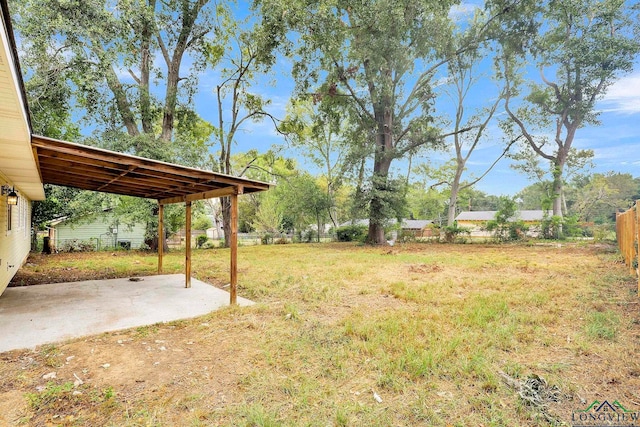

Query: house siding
[[0, 184, 32, 294], [53, 213, 146, 250]]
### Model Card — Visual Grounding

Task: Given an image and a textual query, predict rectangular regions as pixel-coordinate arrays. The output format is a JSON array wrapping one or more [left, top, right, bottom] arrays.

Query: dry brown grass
[[1, 242, 639, 426]]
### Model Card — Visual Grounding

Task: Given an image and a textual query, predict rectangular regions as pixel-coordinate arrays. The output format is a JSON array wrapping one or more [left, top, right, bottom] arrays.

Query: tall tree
[[12, 0, 215, 146], [208, 7, 279, 247], [284, 99, 352, 228], [14, 0, 218, 250], [503, 0, 640, 220], [441, 47, 517, 225], [571, 172, 640, 222], [258, 0, 533, 244]]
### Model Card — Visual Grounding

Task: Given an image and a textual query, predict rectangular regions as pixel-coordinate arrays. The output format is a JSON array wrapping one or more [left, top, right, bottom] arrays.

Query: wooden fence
[[616, 204, 639, 290]]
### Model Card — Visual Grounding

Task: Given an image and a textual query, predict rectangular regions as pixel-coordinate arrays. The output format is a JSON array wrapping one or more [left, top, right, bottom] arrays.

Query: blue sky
[[188, 3, 640, 197], [20, 1, 638, 198], [193, 55, 640, 196]]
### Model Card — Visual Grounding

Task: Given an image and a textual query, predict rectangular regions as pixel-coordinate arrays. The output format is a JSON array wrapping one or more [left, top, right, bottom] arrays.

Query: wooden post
[[185, 201, 192, 288], [230, 191, 238, 305], [636, 203, 640, 293], [158, 203, 164, 274]]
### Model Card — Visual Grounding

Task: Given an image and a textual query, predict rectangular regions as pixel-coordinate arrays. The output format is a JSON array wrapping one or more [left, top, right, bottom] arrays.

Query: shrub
[[486, 196, 528, 242], [540, 214, 583, 239], [302, 229, 317, 243], [399, 230, 416, 243], [336, 225, 367, 242], [442, 222, 471, 243], [196, 234, 208, 248], [59, 239, 96, 253]]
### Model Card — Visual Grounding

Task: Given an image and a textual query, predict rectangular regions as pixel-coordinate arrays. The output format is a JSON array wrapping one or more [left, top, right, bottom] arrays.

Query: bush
[[442, 222, 471, 243], [592, 224, 614, 242], [399, 230, 416, 243], [336, 225, 367, 242], [196, 234, 208, 248], [486, 219, 528, 242], [302, 229, 317, 243], [540, 214, 584, 239], [59, 239, 96, 253], [201, 240, 217, 249]]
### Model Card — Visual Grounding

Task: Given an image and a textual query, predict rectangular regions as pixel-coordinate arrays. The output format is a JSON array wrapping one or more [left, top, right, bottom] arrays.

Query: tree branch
[[459, 135, 521, 191], [127, 68, 141, 85]]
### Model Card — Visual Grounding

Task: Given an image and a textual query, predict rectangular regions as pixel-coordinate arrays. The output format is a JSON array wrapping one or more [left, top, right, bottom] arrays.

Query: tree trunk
[[447, 189, 458, 227], [139, 0, 155, 134], [104, 65, 140, 137], [366, 107, 393, 245], [159, 0, 207, 142], [447, 164, 465, 226], [552, 177, 563, 217], [147, 235, 169, 252], [221, 195, 232, 248], [551, 158, 565, 218], [160, 61, 179, 142]]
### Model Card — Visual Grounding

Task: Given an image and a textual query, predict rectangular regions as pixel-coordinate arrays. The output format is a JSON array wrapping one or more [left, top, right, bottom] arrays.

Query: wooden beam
[[230, 191, 238, 305], [32, 136, 269, 188], [38, 156, 216, 191], [185, 201, 192, 288], [32, 147, 43, 183], [32, 135, 270, 203], [96, 165, 138, 191], [158, 203, 164, 274], [159, 185, 241, 205]]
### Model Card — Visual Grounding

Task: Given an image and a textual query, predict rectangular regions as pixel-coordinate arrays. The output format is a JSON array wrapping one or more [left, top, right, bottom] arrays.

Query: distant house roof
[[339, 219, 433, 229], [402, 219, 433, 229], [339, 219, 370, 227], [455, 210, 551, 222]]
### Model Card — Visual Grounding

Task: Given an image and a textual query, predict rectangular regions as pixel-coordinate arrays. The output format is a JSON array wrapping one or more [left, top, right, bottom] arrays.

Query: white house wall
[[0, 2, 44, 295], [53, 213, 146, 250], [0, 180, 32, 294], [0, 7, 44, 201]]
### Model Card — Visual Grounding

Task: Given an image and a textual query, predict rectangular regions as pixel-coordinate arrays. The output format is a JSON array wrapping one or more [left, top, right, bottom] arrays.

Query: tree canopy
[[503, 0, 640, 223]]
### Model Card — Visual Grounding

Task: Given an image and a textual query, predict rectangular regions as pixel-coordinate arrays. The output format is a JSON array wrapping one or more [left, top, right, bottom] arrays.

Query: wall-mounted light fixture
[[1, 185, 18, 206]]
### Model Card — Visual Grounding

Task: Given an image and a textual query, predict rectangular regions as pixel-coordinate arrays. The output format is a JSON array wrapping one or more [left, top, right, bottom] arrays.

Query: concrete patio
[[0, 274, 253, 353]]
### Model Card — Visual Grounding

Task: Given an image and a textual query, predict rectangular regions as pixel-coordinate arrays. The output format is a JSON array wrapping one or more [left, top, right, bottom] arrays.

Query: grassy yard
[[1, 242, 639, 426]]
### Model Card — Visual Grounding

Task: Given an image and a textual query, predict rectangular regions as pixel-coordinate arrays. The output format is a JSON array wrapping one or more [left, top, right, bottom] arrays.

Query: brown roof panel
[[31, 135, 270, 203]]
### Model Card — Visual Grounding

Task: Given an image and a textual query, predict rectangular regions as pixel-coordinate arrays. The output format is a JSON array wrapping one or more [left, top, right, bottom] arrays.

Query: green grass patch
[[585, 310, 620, 340], [7, 242, 637, 426]]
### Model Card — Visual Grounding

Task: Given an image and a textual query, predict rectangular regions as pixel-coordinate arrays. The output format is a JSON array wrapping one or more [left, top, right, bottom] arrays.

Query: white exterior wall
[[53, 213, 146, 249], [0, 182, 32, 294]]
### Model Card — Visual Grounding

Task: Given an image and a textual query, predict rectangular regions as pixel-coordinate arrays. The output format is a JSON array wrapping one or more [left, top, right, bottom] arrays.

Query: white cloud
[[449, 3, 481, 20], [599, 73, 640, 114], [592, 143, 640, 160]]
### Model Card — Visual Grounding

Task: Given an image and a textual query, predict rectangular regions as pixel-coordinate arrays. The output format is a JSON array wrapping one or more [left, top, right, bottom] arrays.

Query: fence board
[[616, 205, 639, 292]]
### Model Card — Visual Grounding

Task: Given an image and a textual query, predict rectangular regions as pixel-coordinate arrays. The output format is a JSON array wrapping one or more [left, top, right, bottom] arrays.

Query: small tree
[[486, 196, 528, 241]]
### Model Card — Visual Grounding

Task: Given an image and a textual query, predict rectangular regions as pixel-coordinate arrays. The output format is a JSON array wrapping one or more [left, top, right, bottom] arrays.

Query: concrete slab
[[0, 274, 253, 353]]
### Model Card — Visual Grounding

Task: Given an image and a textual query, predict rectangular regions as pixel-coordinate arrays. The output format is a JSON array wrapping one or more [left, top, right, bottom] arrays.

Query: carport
[[31, 135, 270, 304]]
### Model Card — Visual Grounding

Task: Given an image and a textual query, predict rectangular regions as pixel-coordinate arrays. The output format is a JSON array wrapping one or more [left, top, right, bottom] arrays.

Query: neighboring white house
[[0, 5, 45, 294], [455, 210, 551, 238], [338, 219, 434, 238], [49, 211, 146, 251]]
